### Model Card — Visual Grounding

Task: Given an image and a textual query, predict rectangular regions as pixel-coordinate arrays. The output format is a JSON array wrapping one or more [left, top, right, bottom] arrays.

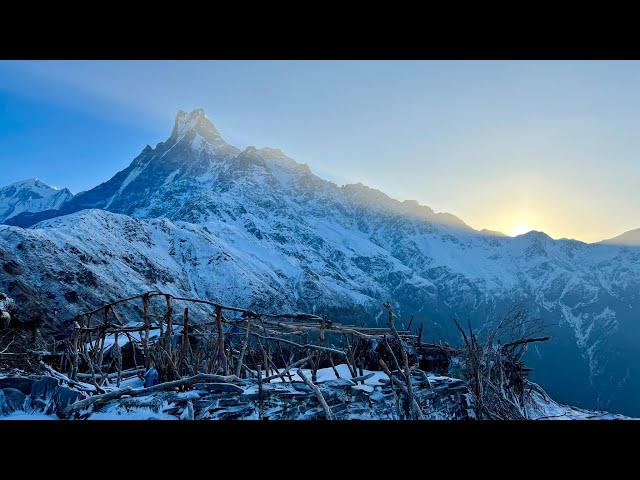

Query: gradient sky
[[0, 60, 638, 243]]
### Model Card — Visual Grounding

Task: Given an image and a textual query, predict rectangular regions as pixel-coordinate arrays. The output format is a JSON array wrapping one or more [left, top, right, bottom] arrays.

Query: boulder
[[143, 368, 159, 388], [291, 383, 313, 393], [0, 388, 27, 415], [0, 377, 36, 395], [53, 386, 85, 418], [30, 376, 59, 410]]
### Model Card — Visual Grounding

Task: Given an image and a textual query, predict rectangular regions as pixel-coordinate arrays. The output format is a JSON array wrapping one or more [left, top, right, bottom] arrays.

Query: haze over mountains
[[1, 109, 639, 415], [601, 228, 640, 247]]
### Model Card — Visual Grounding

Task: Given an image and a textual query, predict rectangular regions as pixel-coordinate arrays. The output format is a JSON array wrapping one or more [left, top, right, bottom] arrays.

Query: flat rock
[[321, 378, 356, 389], [176, 391, 201, 401], [0, 377, 36, 395], [350, 384, 375, 394], [240, 392, 259, 401], [193, 383, 243, 394], [448, 385, 468, 392], [291, 383, 313, 393], [0, 388, 28, 415], [369, 391, 387, 402], [261, 384, 297, 396]]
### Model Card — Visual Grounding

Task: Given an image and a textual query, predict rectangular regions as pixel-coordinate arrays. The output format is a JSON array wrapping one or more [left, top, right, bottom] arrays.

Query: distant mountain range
[[1, 108, 639, 416], [0, 178, 72, 223], [601, 228, 640, 247]]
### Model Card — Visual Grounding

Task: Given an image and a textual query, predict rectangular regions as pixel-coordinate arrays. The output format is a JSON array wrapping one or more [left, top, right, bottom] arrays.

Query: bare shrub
[[454, 305, 548, 420]]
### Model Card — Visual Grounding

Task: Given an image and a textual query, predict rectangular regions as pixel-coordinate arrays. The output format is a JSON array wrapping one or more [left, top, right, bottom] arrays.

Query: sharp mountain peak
[[170, 107, 226, 146], [4, 109, 476, 234]]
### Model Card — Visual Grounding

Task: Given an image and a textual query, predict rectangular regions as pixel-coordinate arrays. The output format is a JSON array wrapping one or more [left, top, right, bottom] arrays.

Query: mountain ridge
[[1, 108, 639, 416], [4, 109, 467, 230], [601, 227, 640, 247]]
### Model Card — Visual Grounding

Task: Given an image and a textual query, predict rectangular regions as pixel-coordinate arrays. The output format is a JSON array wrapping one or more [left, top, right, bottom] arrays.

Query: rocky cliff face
[[2, 109, 639, 415]]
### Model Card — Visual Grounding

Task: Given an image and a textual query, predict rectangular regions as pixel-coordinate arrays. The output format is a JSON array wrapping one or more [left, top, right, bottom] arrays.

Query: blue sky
[[0, 60, 638, 242]]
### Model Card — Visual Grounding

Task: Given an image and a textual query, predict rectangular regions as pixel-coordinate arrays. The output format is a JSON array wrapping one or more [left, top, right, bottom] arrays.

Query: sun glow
[[507, 225, 533, 237]]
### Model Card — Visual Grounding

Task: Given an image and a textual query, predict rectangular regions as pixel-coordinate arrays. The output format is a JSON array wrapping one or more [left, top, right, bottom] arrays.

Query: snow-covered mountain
[[0, 178, 72, 223], [601, 228, 640, 247], [2, 108, 640, 416]]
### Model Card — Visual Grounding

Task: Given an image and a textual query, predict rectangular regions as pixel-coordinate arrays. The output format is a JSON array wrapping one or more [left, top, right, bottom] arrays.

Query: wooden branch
[[114, 331, 123, 387], [262, 319, 386, 340], [453, 318, 470, 349], [70, 324, 79, 381], [400, 340, 416, 419], [259, 337, 282, 382], [467, 319, 477, 350], [276, 340, 294, 383], [215, 306, 228, 375], [262, 355, 314, 382], [412, 368, 432, 388], [341, 334, 358, 379], [502, 337, 550, 348], [109, 305, 125, 326], [236, 318, 251, 377], [142, 296, 150, 369], [77, 325, 161, 334], [257, 364, 264, 420], [384, 302, 418, 419], [62, 371, 244, 416], [178, 307, 190, 375], [163, 348, 181, 381], [165, 295, 173, 359], [327, 354, 341, 379], [312, 350, 322, 383], [296, 366, 333, 420], [130, 372, 241, 395], [166, 294, 250, 314], [244, 328, 346, 356], [83, 292, 159, 316], [97, 311, 107, 367], [62, 387, 134, 416], [379, 359, 424, 420], [357, 356, 365, 385], [348, 372, 374, 383], [76, 367, 146, 379], [256, 337, 271, 383], [382, 336, 406, 382], [383, 301, 396, 334], [39, 361, 97, 393]]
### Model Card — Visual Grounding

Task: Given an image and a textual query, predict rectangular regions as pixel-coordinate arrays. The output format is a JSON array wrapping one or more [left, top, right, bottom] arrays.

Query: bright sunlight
[[507, 225, 532, 237]]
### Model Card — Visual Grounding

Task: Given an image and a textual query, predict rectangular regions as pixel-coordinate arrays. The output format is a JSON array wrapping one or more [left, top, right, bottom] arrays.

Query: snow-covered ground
[[3, 411, 56, 420], [525, 387, 630, 420], [2, 366, 632, 420]]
